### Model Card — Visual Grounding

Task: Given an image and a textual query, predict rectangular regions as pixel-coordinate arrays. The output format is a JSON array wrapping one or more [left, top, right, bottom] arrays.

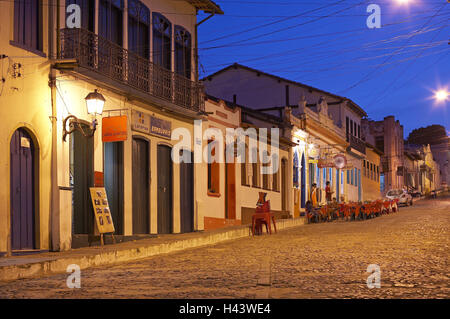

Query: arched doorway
[[10, 128, 37, 250]]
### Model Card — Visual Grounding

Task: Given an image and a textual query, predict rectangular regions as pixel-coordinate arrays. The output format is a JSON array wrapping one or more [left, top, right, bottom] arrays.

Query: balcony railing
[[346, 133, 366, 154], [59, 28, 204, 112]]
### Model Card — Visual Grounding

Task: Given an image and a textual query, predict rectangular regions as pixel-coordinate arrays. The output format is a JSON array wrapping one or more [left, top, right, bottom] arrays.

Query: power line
[[338, 2, 448, 94]]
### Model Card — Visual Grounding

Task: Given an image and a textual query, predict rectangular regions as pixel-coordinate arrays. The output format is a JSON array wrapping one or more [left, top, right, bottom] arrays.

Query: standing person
[[310, 183, 318, 207], [325, 181, 334, 203]]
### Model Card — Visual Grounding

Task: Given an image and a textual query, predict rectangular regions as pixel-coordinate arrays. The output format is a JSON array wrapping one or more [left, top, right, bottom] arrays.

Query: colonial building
[[0, 0, 223, 254], [361, 116, 405, 194], [203, 63, 368, 207], [404, 144, 442, 194], [407, 125, 450, 188]]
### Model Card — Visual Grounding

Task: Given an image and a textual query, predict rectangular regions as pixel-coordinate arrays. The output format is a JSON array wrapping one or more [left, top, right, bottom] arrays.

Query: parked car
[[385, 189, 413, 206], [409, 190, 422, 198]]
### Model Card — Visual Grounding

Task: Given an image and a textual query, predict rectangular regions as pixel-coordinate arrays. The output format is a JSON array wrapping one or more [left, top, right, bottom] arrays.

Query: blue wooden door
[[10, 128, 35, 250]]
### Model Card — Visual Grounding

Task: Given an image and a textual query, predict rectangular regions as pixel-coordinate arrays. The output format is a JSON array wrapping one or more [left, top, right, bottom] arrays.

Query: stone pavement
[[0, 216, 305, 282], [0, 196, 448, 299]]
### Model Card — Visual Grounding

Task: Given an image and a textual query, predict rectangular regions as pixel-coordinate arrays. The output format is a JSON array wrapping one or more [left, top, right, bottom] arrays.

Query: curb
[[0, 217, 306, 282]]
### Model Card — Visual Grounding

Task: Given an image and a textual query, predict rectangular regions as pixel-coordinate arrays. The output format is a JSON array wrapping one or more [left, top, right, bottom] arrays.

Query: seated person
[[305, 200, 319, 223]]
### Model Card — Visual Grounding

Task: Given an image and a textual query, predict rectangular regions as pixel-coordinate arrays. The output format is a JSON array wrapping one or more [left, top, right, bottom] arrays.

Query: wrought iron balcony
[[346, 133, 366, 154], [59, 28, 204, 113]]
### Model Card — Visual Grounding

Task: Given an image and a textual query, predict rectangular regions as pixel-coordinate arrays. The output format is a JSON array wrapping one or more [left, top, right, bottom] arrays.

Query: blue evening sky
[[196, 0, 449, 138]]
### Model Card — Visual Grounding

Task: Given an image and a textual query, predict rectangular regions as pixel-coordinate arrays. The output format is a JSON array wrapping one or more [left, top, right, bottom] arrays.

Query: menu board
[[90, 187, 115, 234]]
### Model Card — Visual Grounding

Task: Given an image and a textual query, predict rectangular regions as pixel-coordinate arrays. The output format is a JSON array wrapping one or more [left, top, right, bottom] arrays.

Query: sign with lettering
[[89, 187, 115, 234], [131, 110, 150, 134], [102, 116, 128, 142], [150, 116, 171, 139], [131, 111, 172, 139]]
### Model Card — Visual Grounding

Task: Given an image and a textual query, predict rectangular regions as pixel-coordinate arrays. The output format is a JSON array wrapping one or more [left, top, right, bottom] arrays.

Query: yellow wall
[[362, 147, 381, 201], [0, 0, 52, 252]]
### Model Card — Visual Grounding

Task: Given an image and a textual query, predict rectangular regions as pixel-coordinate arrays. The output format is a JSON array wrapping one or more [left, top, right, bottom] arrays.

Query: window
[[354, 168, 358, 186], [358, 125, 361, 139], [241, 161, 247, 186], [207, 140, 220, 195], [346, 117, 349, 136], [347, 169, 350, 184], [262, 157, 270, 190], [272, 166, 279, 191], [66, 0, 95, 31], [350, 120, 353, 135], [351, 169, 354, 185], [363, 160, 366, 176], [99, 0, 124, 45], [375, 136, 384, 153], [128, 0, 150, 58], [13, 0, 42, 52], [175, 26, 192, 79], [153, 12, 172, 70], [354, 122, 357, 137], [252, 148, 259, 188]]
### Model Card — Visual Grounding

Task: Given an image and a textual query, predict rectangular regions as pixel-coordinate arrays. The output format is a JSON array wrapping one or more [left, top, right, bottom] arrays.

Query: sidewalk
[[0, 217, 306, 282]]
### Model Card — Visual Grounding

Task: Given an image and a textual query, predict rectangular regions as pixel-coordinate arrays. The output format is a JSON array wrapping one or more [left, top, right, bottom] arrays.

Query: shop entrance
[[71, 125, 94, 235], [157, 145, 173, 234], [132, 137, 150, 234], [104, 141, 124, 234], [180, 150, 194, 233]]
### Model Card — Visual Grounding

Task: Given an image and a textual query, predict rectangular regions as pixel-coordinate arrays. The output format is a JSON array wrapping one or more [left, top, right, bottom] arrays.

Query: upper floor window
[[153, 12, 172, 70], [175, 26, 192, 79], [99, 0, 124, 45], [14, 0, 42, 52], [66, 0, 95, 31], [128, 0, 150, 58]]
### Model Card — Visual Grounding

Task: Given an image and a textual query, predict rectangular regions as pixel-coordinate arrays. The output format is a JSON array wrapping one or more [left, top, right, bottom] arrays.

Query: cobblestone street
[[0, 196, 448, 299]]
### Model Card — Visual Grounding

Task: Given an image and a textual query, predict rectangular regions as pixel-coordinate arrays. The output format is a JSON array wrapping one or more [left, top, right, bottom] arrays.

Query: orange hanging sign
[[102, 116, 128, 142]]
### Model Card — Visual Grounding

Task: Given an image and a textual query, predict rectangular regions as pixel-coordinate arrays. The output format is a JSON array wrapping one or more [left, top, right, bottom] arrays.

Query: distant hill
[[406, 125, 449, 146]]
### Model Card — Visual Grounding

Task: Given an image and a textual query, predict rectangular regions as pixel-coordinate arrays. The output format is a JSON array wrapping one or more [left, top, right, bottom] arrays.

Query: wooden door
[[157, 145, 173, 234], [180, 150, 194, 233], [71, 125, 94, 235], [10, 128, 35, 250], [132, 138, 150, 234], [104, 141, 124, 234], [225, 162, 236, 219]]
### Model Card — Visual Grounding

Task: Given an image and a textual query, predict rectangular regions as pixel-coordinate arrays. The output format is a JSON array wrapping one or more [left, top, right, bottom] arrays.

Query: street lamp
[[62, 89, 105, 141], [434, 89, 448, 102]]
